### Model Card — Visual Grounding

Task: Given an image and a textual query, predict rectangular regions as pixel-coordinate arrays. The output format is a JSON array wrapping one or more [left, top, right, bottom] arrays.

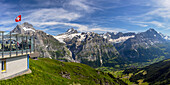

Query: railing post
[[26, 35, 28, 54], [2, 32, 4, 58], [10, 32, 11, 57], [16, 34, 18, 56], [22, 35, 23, 55], [30, 36, 31, 54], [34, 34, 35, 52]]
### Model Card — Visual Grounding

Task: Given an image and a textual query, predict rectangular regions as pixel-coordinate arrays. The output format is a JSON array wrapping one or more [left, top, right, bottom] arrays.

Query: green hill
[[0, 58, 127, 85], [125, 59, 170, 85]]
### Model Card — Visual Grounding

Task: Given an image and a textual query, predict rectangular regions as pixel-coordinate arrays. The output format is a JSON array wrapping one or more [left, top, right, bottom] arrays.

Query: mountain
[[54, 28, 170, 68], [66, 28, 78, 34], [102, 32, 136, 43], [11, 22, 170, 69], [66, 32, 120, 67], [0, 58, 127, 85], [11, 22, 74, 62], [118, 28, 165, 49], [125, 59, 170, 85], [11, 22, 36, 35], [55, 30, 120, 67], [114, 28, 170, 64]]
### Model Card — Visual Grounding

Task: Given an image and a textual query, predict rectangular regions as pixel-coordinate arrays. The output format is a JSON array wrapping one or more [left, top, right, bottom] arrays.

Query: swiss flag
[[15, 15, 21, 22]]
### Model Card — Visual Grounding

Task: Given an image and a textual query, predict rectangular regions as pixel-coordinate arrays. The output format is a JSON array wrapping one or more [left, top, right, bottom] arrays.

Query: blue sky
[[0, 0, 170, 35]]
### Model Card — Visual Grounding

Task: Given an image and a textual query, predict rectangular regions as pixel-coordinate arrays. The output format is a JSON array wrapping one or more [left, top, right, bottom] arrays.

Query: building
[[0, 31, 35, 80]]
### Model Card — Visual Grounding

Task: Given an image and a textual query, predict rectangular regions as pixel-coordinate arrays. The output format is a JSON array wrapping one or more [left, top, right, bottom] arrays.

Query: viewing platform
[[0, 31, 35, 80], [0, 31, 35, 59]]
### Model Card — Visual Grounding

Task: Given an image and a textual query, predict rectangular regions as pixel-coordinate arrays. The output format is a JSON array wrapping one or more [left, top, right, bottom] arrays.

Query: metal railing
[[0, 31, 35, 59]]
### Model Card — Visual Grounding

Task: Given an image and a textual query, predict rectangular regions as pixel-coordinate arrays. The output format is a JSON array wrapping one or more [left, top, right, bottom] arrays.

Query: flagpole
[[20, 16, 22, 24], [20, 15, 21, 25]]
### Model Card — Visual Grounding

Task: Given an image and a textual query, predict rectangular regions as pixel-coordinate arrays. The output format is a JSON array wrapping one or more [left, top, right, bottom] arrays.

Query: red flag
[[15, 15, 21, 22]]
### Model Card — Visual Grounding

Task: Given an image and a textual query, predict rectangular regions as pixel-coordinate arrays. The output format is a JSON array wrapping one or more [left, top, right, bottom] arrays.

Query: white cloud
[[134, 21, 164, 28], [154, 0, 170, 8], [69, 0, 99, 13], [23, 8, 81, 22], [89, 27, 127, 33], [69, 0, 90, 11], [31, 21, 127, 33], [147, 21, 164, 27], [0, 0, 99, 33], [136, 24, 148, 27], [143, 0, 170, 19]]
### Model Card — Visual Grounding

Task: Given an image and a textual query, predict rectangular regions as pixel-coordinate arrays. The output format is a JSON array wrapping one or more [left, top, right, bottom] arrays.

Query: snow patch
[[22, 27, 35, 32], [67, 29, 72, 32], [54, 33, 81, 43], [159, 32, 170, 40], [78, 35, 86, 41], [103, 36, 107, 39], [109, 35, 135, 43]]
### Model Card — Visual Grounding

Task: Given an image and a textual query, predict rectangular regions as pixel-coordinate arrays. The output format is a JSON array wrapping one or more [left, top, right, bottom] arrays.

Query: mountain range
[[11, 22, 170, 69]]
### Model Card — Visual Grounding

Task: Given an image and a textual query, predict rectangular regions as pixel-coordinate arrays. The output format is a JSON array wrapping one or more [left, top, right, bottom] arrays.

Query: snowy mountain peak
[[147, 28, 157, 33], [159, 32, 170, 41], [66, 28, 78, 34], [11, 22, 36, 34]]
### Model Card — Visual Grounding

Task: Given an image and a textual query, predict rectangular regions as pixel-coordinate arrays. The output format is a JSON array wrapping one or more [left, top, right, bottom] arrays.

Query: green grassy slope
[[126, 59, 170, 85], [0, 58, 127, 85]]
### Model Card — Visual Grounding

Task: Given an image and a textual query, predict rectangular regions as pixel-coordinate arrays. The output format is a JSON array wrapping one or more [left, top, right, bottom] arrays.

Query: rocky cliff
[[11, 22, 74, 62]]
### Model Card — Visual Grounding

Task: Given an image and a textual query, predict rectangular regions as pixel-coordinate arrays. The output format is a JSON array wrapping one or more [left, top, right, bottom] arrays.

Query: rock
[[60, 71, 71, 79]]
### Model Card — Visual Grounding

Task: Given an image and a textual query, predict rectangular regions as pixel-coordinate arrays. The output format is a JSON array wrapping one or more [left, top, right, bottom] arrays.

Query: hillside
[[0, 58, 127, 85], [123, 59, 170, 85]]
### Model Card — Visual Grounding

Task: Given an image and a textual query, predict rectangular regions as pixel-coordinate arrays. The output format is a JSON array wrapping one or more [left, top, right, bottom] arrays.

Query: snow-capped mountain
[[66, 28, 78, 34], [159, 32, 170, 41], [101, 32, 136, 43], [53, 28, 170, 67], [54, 33, 81, 44], [11, 23, 170, 68], [11, 22, 36, 35], [54, 28, 169, 47], [11, 22, 74, 62], [54, 28, 81, 44]]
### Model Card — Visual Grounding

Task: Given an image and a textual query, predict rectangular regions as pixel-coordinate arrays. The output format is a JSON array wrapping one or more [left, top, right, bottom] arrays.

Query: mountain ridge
[[11, 22, 170, 69]]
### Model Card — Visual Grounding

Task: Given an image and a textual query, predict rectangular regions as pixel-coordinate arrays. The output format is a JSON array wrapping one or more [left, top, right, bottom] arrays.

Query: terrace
[[0, 31, 35, 59]]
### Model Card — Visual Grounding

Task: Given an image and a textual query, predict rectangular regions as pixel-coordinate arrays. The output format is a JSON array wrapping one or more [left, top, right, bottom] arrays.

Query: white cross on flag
[[15, 15, 21, 22]]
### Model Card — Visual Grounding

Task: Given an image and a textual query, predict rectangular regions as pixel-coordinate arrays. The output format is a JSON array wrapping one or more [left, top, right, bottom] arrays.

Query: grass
[[96, 67, 137, 85], [112, 71, 136, 85], [0, 58, 126, 85]]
